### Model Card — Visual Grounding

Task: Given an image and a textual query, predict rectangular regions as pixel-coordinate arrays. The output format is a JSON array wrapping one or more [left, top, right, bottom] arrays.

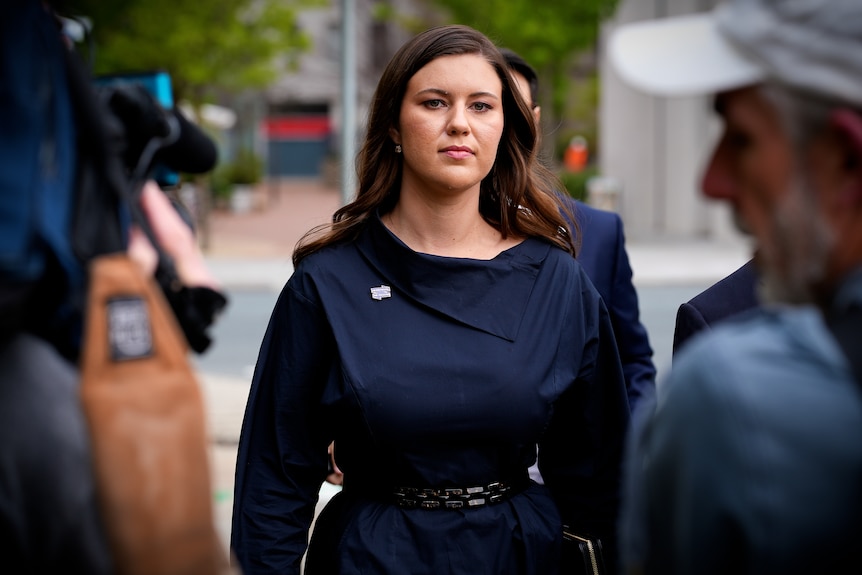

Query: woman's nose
[[447, 108, 469, 135], [701, 140, 736, 201]]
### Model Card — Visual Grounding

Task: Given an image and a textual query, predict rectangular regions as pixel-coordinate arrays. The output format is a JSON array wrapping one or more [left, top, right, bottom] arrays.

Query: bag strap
[[825, 304, 862, 385]]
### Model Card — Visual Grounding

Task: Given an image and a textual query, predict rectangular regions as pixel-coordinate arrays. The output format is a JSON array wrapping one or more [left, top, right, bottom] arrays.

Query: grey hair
[[760, 83, 834, 153], [756, 82, 838, 305]]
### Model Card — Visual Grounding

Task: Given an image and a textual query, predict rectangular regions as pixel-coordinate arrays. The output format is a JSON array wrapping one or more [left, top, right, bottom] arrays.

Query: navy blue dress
[[231, 214, 631, 574]]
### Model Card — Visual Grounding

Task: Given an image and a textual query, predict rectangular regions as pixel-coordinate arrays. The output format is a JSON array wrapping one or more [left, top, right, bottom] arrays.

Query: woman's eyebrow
[[413, 87, 500, 100]]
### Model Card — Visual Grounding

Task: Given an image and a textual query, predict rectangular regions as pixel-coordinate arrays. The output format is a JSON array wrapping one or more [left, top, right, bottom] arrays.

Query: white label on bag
[[107, 296, 154, 361]]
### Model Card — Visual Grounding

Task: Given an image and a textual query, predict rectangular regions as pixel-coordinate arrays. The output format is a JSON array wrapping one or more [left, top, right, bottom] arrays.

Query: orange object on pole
[[564, 136, 588, 172]]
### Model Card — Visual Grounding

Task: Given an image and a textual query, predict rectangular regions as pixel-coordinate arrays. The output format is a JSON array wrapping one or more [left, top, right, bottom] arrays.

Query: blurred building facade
[[263, 0, 433, 180], [599, 0, 742, 242], [257, 0, 736, 244]]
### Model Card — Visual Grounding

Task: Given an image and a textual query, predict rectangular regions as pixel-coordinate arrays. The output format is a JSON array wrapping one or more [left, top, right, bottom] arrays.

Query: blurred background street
[[23, 0, 749, 565], [194, 177, 751, 549]]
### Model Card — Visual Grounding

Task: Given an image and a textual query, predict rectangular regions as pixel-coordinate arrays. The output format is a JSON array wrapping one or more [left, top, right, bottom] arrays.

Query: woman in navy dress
[[231, 24, 630, 575]]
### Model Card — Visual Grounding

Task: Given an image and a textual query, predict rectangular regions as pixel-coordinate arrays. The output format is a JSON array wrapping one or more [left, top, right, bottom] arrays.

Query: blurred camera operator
[[0, 1, 224, 572]]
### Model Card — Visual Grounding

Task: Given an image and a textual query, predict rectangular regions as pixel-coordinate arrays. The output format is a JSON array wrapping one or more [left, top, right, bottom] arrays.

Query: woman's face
[[391, 53, 505, 199]]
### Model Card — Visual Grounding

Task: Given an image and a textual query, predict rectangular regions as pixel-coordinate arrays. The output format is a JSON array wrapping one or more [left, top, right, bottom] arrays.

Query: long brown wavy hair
[[293, 24, 578, 266]]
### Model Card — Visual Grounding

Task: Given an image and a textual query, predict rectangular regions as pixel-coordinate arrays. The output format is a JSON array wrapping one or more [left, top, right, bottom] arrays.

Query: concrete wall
[[599, 0, 741, 241]]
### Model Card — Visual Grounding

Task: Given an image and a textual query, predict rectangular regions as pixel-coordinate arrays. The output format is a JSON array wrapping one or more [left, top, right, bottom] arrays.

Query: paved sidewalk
[[199, 374, 249, 549], [198, 179, 341, 549], [203, 178, 340, 261], [197, 177, 752, 551], [200, 177, 752, 290], [204, 238, 752, 291], [627, 236, 750, 287], [200, 372, 335, 550]]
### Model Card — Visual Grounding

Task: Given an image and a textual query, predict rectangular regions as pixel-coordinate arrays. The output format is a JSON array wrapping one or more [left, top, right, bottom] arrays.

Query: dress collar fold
[[355, 212, 549, 341]]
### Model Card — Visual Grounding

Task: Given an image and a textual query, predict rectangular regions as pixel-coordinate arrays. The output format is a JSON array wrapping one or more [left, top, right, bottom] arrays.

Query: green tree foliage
[[427, 0, 619, 161], [429, 1, 617, 58], [67, 0, 324, 105]]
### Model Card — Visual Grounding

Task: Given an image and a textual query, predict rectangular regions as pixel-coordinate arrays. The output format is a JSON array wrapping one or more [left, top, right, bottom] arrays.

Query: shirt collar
[[355, 212, 550, 341]]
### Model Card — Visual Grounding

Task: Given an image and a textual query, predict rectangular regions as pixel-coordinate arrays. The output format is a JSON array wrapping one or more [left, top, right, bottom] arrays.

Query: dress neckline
[[352, 213, 551, 342]]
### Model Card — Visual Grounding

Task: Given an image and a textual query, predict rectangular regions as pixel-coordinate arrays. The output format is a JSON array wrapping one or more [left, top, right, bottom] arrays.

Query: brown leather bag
[[79, 253, 234, 575]]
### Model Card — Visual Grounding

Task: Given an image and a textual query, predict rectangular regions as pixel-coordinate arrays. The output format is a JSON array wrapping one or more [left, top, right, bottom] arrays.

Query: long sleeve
[[538, 267, 631, 575], [231, 276, 336, 575], [604, 214, 656, 412], [573, 201, 656, 413]]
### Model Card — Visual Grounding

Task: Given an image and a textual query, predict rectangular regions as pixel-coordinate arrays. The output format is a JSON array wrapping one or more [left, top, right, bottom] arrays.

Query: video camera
[[89, 71, 225, 354], [93, 70, 218, 188]]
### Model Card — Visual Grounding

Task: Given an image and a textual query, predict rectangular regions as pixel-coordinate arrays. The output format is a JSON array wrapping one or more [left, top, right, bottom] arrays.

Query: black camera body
[[90, 70, 225, 354], [94, 70, 181, 188]]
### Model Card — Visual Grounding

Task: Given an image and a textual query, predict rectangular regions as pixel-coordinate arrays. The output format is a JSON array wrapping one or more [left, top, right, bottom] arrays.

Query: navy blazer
[[672, 258, 760, 357], [574, 200, 656, 411]]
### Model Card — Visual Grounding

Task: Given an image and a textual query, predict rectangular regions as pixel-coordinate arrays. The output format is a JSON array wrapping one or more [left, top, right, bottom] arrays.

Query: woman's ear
[[389, 126, 401, 145]]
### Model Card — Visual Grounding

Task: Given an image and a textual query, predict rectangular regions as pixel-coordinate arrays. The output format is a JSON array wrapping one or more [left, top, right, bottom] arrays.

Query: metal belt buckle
[[394, 480, 516, 510]]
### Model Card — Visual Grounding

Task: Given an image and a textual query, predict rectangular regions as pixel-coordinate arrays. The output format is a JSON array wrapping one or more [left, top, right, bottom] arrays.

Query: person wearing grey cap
[[609, 0, 862, 573]]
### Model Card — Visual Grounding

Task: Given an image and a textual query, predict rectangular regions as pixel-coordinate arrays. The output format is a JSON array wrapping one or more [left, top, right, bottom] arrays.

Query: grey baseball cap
[[608, 0, 862, 107]]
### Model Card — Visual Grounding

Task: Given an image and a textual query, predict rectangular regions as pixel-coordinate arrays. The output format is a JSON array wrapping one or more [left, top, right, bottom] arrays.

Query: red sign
[[263, 116, 330, 139]]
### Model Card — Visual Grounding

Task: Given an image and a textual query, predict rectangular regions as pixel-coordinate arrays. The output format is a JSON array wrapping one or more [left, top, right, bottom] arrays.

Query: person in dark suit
[[502, 48, 656, 410], [672, 258, 760, 356]]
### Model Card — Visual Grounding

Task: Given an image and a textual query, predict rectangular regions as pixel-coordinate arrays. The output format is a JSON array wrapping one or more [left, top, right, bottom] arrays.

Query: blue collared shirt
[[622, 268, 862, 574]]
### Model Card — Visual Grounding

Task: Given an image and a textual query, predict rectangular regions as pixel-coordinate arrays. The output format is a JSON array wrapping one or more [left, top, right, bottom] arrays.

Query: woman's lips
[[441, 146, 474, 160]]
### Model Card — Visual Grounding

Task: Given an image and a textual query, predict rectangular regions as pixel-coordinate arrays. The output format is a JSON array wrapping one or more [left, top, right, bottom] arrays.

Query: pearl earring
[[395, 144, 402, 153]]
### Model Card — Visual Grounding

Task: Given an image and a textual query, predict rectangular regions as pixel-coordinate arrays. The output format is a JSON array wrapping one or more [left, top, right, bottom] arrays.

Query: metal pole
[[339, 0, 357, 206]]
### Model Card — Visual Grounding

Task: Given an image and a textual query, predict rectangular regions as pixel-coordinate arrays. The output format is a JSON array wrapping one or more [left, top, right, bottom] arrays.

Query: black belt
[[393, 479, 526, 510]]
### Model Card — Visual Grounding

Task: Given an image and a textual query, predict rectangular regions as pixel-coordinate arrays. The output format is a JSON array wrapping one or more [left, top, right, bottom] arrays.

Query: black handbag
[[562, 526, 606, 575]]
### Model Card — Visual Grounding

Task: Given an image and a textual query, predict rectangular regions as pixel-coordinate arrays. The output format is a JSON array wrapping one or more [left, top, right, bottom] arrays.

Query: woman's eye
[[424, 99, 445, 109], [471, 102, 492, 112], [726, 130, 752, 150]]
